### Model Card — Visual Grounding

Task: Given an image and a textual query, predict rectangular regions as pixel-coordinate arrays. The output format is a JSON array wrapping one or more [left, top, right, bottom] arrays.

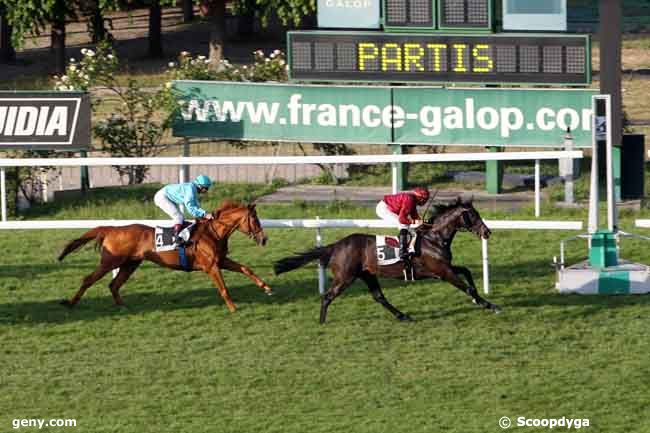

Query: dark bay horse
[[274, 198, 500, 323], [58, 200, 272, 311]]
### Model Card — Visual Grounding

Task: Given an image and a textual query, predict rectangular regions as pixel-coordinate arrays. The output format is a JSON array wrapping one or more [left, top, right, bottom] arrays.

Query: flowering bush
[[54, 47, 118, 96], [54, 42, 176, 184], [166, 49, 287, 82]]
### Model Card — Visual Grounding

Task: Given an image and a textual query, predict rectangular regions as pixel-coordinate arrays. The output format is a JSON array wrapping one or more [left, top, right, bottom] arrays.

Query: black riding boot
[[399, 229, 414, 281]]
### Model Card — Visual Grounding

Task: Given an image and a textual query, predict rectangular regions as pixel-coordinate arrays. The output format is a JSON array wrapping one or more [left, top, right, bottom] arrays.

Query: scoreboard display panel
[[383, 0, 491, 32], [438, 0, 491, 29], [288, 31, 591, 85], [384, 0, 436, 30]]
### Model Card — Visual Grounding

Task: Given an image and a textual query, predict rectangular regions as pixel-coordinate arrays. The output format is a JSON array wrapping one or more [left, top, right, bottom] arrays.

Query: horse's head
[[455, 198, 491, 240], [240, 203, 267, 246], [211, 201, 267, 246], [426, 197, 490, 240]]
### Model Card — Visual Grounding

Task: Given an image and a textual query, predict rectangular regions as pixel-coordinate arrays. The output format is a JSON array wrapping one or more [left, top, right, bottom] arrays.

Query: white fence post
[[316, 216, 327, 295], [1, 167, 6, 222], [40, 172, 49, 203], [482, 238, 490, 294], [535, 159, 541, 217]]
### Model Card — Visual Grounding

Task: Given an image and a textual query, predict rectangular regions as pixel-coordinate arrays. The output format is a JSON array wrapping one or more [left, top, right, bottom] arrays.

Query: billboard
[[0, 92, 91, 150], [172, 81, 597, 148]]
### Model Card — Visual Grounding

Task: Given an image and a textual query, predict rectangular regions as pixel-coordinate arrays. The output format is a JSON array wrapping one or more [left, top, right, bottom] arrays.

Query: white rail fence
[[0, 152, 585, 294], [0, 218, 583, 294], [0, 151, 583, 221], [636, 220, 650, 228]]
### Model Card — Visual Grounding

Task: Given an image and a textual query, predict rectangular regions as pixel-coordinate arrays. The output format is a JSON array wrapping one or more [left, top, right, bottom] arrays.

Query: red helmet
[[413, 187, 430, 203]]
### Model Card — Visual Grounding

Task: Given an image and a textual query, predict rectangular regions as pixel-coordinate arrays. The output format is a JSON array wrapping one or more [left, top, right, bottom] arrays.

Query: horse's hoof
[[60, 299, 74, 308], [398, 314, 413, 322], [492, 305, 502, 314]]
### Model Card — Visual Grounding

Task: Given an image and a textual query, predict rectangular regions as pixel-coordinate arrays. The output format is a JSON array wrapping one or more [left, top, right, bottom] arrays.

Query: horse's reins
[[206, 208, 262, 240], [420, 188, 439, 223]]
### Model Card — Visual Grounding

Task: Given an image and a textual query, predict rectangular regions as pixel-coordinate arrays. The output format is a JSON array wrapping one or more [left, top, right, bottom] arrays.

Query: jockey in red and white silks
[[376, 187, 430, 262]]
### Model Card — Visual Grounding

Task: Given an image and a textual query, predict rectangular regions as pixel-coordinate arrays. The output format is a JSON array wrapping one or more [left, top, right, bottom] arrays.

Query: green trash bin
[[620, 134, 645, 199]]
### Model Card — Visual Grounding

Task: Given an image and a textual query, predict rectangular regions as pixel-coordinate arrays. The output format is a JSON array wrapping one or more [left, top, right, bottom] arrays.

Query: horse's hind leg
[[359, 271, 412, 322], [445, 265, 500, 312], [61, 264, 112, 307], [108, 260, 142, 306], [320, 273, 356, 324]]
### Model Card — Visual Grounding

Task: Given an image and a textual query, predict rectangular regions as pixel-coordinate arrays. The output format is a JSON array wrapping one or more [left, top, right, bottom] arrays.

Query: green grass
[[2, 186, 650, 432]]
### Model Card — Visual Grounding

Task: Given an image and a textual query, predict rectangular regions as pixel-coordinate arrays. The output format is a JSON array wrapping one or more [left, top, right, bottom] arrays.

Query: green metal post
[[589, 230, 618, 268], [485, 147, 503, 194]]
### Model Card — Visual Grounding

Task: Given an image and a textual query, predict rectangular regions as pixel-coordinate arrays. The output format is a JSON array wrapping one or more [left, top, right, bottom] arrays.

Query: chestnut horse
[[58, 200, 272, 311], [274, 198, 500, 323]]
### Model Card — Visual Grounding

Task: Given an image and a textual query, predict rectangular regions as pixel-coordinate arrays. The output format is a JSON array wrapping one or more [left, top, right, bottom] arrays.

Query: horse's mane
[[418, 197, 471, 232], [212, 199, 249, 219]]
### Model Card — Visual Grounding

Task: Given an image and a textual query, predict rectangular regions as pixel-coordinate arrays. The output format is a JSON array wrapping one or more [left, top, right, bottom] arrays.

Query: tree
[[0, 4, 15, 62], [198, 0, 227, 70], [197, 0, 316, 70], [148, 0, 162, 57], [182, 0, 194, 22], [0, 0, 75, 74]]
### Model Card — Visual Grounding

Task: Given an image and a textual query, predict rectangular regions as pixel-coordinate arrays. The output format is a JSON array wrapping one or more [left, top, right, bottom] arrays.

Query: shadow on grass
[[0, 283, 289, 326], [500, 291, 650, 320], [0, 262, 99, 278], [5, 253, 649, 326]]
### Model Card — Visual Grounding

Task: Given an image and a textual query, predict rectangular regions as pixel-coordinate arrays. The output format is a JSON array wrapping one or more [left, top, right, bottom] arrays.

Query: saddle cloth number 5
[[377, 245, 397, 261]]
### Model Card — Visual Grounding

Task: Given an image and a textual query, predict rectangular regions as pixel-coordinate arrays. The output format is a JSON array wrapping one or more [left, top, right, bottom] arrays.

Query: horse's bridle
[[208, 208, 263, 240], [243, 210, 264, 240]]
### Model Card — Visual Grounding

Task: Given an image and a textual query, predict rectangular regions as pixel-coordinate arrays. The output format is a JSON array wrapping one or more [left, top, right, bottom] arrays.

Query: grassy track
[[1, 187, 650, 433]]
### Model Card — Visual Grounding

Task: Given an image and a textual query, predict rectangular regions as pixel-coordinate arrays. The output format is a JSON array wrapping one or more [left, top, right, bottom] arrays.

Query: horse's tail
[[58, 227, 110, 262], [274, 245, 334, 275]]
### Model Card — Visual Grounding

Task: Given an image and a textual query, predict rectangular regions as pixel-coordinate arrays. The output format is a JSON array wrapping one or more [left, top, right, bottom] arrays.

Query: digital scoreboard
[[288, 31, 590, 85], [438, 0, 491, 29]]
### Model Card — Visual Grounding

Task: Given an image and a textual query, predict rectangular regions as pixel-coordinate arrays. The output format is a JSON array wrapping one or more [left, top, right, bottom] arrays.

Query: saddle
[[154, 222, 197, 252], [375, 233, 418, 266]]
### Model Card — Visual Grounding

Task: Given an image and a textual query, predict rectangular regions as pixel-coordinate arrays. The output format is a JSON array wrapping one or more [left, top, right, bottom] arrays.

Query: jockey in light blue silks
[[154, 175, 214, 244]]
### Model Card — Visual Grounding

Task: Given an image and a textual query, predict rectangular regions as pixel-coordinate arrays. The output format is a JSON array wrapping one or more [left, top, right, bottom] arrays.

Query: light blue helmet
[[194, 175, 213, 189]]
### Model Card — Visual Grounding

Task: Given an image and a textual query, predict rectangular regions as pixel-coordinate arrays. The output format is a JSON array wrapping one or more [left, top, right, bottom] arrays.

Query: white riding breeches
[[154, 189, 184, 225], [376, 200, 409, 230]]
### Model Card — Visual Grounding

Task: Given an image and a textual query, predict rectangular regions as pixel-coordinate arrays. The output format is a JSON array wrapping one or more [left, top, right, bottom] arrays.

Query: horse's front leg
[[220, 257, 273, 295], [207, 267, 237, 312], [451, 265, 500, 311], [438, 265, 500, 313]]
